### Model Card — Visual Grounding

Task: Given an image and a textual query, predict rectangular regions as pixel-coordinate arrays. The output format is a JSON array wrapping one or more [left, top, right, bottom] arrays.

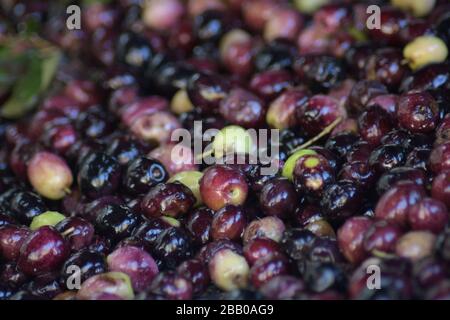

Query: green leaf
[[1, 56, 43, 118], [19, 18, 42, 36], [0, 50, 27, 87], [41, 50, 61, 90], [0, 41, 61, 119]]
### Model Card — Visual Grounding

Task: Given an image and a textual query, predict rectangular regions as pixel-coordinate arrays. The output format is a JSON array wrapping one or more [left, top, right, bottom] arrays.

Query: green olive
[[30, 211, 66, 230], [293, 0, 330, 14], [391, 0, 436, 17], [168, 170, 204, 206], [403, 36, 448, 70], [160, 216, 181, 227], [282, 149, 317, 181], [213, 125, 256, 159], [209, 249, 249, 292], [170, 89, 194, 115]]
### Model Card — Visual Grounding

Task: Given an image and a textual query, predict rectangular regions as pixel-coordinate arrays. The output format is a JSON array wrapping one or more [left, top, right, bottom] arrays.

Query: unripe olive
[[403, 36, 448, 70]]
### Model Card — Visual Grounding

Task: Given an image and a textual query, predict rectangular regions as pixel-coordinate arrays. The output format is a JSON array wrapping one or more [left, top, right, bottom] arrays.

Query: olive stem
[[400, 58, 410, 66], [289, 117, 342, 155], [61, 227, 75, 237], [195, 148, 214, 162]]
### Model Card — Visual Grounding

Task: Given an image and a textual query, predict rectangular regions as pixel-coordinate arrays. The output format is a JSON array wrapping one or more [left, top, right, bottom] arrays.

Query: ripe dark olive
[[77, 152, 121, 199], [123, 157, 168, 195]]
